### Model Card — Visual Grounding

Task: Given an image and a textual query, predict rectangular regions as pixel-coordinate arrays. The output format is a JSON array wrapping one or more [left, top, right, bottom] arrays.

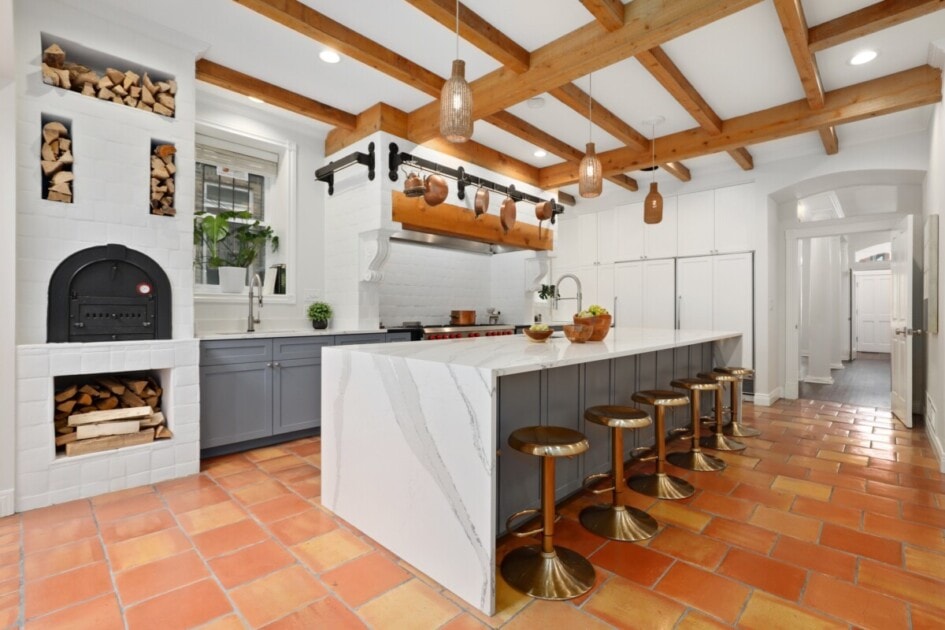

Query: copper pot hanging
[[500, 195, 516, 234], [403, 171, 424, 197], [423, 174, 449, 206], [474, 186, 489, 217], [535, 200, 554, 240]]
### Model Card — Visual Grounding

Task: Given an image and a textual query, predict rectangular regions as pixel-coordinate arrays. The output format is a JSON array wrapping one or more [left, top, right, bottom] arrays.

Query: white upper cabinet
[[577, 213, 599, 266], [677, 184, 753, 256], [554, 217, 579, 269], [615, 199, 676, 261], [714, 183, 753, 254], [597, 208, 617, 264]]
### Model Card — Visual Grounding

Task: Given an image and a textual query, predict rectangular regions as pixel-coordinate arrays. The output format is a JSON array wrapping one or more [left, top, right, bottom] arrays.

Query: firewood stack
[[54, 374, 173, 456], [41, 43, 177, 117], [41, 121, 74, 203], [151, 144, 177, 216]]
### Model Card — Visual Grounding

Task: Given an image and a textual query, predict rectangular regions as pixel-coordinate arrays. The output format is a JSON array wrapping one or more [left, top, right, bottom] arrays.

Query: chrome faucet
[[248, 273, 263, 332], [552, 273, 583, 314]]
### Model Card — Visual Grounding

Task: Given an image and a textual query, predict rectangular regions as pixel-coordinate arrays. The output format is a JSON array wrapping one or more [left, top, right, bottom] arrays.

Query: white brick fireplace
[[10, 0, 204, 512]]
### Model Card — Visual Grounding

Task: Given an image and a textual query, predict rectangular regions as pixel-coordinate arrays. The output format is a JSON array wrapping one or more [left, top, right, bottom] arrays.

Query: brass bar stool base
[[628, 472, 695, 500], [724, 423, 761, 438], [667, 449, 726, 472], [500, 546, 596, 600], [579, 504, 658, 542], [700, 434, 746, 452]]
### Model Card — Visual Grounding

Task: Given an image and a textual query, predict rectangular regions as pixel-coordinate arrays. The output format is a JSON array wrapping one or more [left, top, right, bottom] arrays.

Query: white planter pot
[[217, 266, 246, 293]]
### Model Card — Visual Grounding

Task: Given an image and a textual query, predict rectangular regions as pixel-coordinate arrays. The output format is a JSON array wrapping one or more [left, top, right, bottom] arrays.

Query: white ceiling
[[73, 0, 945, 200]]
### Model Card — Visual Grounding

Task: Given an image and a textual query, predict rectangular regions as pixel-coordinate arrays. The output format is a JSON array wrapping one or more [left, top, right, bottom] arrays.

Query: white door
[[854, 270, 892, 353], [890, 216, 914, 427], [643, 259, 676, 328], [676, 256, 713, 329]]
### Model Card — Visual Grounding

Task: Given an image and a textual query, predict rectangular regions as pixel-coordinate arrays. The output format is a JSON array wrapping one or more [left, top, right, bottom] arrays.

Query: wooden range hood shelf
[[392, 190, 553, 252]]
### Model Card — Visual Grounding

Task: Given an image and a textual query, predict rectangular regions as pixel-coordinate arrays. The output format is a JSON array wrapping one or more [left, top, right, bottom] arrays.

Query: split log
[[96, 376, 126, 395], [42, 121, 67, 144], [75, 393, 93, 406], [46, 191, 72, 203], [42, 44, 65, 68], [136, 102, 152, 112], [155, 426, 173, 440], [56, 399, 77, 414], [120, 390, 146, 408], [51, 171, 74, 185], [55, 433, 78, 447], [95, 396, 119, 411], [152, 102, 173, 117], [122, 378, 148, 395], [68, 405, 152, 426], [96, 75, 113, 90], [122, 70, 139, 90], [54, 384, 77, 402], [105, 67, 125, 84], [76, 420, 141, 440], [97, 86, 116, 101], [81, 83, 95, 97], [140, 411, 165, 428], [65, 428, 155, 456]]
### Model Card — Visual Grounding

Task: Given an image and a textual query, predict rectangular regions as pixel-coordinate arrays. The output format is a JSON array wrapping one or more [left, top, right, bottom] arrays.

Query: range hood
[[389, 230, 523, 255]]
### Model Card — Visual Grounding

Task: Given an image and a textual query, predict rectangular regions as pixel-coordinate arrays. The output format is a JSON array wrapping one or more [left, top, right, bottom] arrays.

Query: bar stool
[[717, 367, 760, 438], [501, 426, 595, 600], [627, 390, 694, 500], [580, 406, 659, 542], [667, 378, 726, 472], [698, 371, 746, 452]]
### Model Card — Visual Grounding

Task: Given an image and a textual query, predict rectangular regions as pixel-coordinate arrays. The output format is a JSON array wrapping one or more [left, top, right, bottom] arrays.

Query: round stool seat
[[585, 406, 652, 429], [717, 366, 753, 378], [508, 426, 589, 458], [632, 390, 689, 407], [670, 377, 719, 391], [698, 371, 738, 383]]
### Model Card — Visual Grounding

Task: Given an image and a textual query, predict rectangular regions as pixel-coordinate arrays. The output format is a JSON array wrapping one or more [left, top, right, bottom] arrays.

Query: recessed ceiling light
[[849, 50, 877, 65], [527, 97, 545, 109], [319, 49, 341, 64], [247, 96, 264, 104], [533, 149, 547, 158]]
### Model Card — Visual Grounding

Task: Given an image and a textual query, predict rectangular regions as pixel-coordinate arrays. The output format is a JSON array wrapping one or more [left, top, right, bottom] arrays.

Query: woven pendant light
[[579, 74, 602, 198], [643, 118, 663, 224], [439, 0, 472, 143]]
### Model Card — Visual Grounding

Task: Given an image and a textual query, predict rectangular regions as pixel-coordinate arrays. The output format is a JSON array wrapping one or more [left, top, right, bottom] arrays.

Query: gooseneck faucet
[[553, 273, 583, 314], [248, 272, 263, 332]]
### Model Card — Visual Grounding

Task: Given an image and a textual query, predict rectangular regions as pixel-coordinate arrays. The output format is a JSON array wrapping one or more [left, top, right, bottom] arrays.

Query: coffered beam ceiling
[[579, 0, 626, 31], [773, 0, 837, 155], [808, 0, 945, 53], [195, 59, 357, 129], [539, 65, 942, 188]]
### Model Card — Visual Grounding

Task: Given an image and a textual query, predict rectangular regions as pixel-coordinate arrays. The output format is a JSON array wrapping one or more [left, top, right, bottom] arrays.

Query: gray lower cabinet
[[200, 359, 273, 449], [272, 337, 334, 435], [335, 333, 388, 346]]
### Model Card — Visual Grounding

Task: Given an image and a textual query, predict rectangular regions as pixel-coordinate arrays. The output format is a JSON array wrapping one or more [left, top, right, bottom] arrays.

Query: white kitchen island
[[321, 327, 741, 615]]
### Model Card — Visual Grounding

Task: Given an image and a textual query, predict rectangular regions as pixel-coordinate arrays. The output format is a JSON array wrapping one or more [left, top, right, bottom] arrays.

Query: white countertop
[[323, 327, 740, 376], [199, 328, 391, 341]]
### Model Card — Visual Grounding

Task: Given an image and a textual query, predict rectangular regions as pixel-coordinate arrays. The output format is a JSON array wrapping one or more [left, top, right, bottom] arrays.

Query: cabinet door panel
[[554, 217, 579, 269], [615, 262, 643, 327], [644, 196, 678, 259], [582, 360, 612, 478], [597, 208, 616, 264], [578, 213, 599, 266], [596, 264, 615, 315], [713, 253, 753, 369], [497, 371, 542, 533], [677, 190, 715, 256], [714, 183, 752, 253], [201, 339, 271, 366], [545, 365, 582, 500], [273, 336, 333, 360], [575, 265, 598, 314], [273, 358, 321, 434], [199, 361, 272, 448], [335, 333, 387, 346], [615, 202, 645, 261], [677, 256, 714, 330], [642, 259, 676, 329]]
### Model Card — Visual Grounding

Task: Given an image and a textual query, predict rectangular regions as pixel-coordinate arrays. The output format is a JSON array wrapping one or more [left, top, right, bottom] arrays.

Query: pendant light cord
[[455, 0, 459, 60], [588, 74, 593, 142], [651, 122, 656, 184]]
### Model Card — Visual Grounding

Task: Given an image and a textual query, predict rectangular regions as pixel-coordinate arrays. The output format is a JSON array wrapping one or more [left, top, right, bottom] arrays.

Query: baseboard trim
[[803, 375, 834, 385], [830, 362, 845, 370], [0, 490, 14, 517], [750, 387, 782, 407], [926, 422, 945, 473]]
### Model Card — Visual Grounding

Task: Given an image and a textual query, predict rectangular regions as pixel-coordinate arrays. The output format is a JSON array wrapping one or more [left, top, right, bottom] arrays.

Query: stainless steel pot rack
[[387, 142, 564, 224], [316, 142, 376, 195]]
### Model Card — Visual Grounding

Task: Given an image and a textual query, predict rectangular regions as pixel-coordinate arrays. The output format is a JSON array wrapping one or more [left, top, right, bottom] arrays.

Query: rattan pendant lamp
[[579, 74, 602, 198], [439, 0, 472, 142], [643, 116, 664, 224]]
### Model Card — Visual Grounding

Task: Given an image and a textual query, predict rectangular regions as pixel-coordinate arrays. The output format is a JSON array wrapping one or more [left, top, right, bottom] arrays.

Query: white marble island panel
[[321, 327, 740, 615]]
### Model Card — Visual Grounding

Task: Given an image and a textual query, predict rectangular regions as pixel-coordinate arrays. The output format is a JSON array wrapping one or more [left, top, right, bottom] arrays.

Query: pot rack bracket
[[387, 143, 564, 224], [316, 142, 375, 195]]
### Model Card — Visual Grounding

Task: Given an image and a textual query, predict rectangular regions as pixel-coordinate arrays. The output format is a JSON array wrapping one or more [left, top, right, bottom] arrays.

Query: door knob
[[906, 328, 925, 336]]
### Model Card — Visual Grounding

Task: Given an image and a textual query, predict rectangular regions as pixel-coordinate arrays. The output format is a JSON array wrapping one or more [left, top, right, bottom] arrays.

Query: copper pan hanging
[[422, 173, 448, 206], [535, 200, 554, 239], [500, 195, 516, 234], [474, 186, 489, 217]]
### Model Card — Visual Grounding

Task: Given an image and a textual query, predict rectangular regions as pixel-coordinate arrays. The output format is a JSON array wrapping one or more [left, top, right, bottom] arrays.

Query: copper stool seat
[[667, 378, 726, 472], [579, 406, 659, 542], [697, 372, 746, 452], [501, 426, 595, 600], [627, 390, 694, 500], [716, 367, 761, 438]]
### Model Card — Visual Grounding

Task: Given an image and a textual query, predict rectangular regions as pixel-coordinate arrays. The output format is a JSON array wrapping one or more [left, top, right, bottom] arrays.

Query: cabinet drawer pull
[[266, 362, 272, 368], [273, 362, 281, 368]]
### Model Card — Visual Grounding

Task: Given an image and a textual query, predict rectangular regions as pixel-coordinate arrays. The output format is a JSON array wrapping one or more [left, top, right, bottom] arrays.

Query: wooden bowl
[[523, 328, 553, 342], [573, 314, 612, 341], [563, 324, 593, 343]]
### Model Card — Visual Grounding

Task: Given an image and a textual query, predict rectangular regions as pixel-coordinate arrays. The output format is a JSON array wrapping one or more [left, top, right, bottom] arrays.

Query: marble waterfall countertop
[[323, 327, 740, 376]]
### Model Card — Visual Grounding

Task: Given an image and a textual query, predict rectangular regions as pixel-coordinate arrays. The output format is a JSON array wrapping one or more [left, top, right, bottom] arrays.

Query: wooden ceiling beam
[[661, 161, 691, 182], [809, 0, 945, 53], [538, 65, 941, 188], [550, 82, 691, 182], [579, 0, 625, 31], [773, 0, 836, 155], [233, 0, 444, 98], [405, 0, 530, 72], [422, 136, 540, 186], [636, 46, 754, 171], [485, 111, 638, 191], [325, 102, 408, 156], [406, 0, 764, 143], [195, 59, 357, 129]]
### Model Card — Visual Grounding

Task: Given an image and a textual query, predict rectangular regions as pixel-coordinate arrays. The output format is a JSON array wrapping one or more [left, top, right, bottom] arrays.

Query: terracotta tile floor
[[2, 399, 944, 629]]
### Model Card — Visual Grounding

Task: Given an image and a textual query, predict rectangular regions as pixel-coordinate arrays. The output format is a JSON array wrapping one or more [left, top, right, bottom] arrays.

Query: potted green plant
[[307, 301, 333, 329], [194, 210, 279, 293], [537, 284, 556, 300]]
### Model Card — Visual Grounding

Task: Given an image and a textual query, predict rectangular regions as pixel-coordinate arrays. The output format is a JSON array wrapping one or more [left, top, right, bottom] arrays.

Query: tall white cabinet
[[677, 183, 753, 256], [614, 259, 675, 328]]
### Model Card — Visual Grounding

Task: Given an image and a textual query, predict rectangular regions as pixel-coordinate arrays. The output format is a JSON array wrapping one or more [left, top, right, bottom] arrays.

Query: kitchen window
[[193, 130, 283, 294]]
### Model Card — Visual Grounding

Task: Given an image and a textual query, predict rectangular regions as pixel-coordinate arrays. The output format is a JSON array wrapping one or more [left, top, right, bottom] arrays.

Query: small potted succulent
[[573, 304, 612, 341], [307, 301, 333, 330]]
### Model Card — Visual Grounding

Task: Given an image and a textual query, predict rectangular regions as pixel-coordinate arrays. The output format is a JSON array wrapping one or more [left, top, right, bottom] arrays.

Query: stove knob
[[452, 333, 461, 338], [469, 332, 479, 337]]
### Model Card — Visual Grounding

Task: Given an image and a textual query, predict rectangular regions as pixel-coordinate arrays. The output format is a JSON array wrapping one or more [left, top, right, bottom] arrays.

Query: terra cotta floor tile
[[717, 547, 807, 601], [191, 518, 270, 559], [770, 536, 857, 582], [208, 539, 295, 588], [124, 579, 232, 630], [803, 572, 909, 629], [737, 591, 846, 630], [322, 551, 412, 607], [589, 539, 674, 587], [114, 550, 209, 605], [655, 561, 749, 624], [262, 595, 367, 629], [293, 528, 372, 573], [357, 579, 460, 630]]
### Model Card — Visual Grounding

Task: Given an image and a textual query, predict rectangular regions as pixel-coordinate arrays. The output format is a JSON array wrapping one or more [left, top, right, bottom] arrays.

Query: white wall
[[0, 0, 17, 515], [193, 90, 327, 333]]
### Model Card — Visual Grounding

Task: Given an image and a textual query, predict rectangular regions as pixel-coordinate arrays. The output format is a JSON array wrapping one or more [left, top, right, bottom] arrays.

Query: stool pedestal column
[[667, 380, 726, 472], [699, 372, 746, 452], [627, 391, 694, 500], [720, 368, 761, 437]]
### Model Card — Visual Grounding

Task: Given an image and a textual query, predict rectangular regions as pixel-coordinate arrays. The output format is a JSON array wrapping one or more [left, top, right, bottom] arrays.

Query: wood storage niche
[[40, 32, 177, 118], [150, 140, 176, 216], [40, 113, 74, 203], [53, 370, 173, 457]]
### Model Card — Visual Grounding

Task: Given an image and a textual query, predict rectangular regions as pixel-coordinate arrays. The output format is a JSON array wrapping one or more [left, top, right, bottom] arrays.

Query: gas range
[[422, 324, 515, 340]]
